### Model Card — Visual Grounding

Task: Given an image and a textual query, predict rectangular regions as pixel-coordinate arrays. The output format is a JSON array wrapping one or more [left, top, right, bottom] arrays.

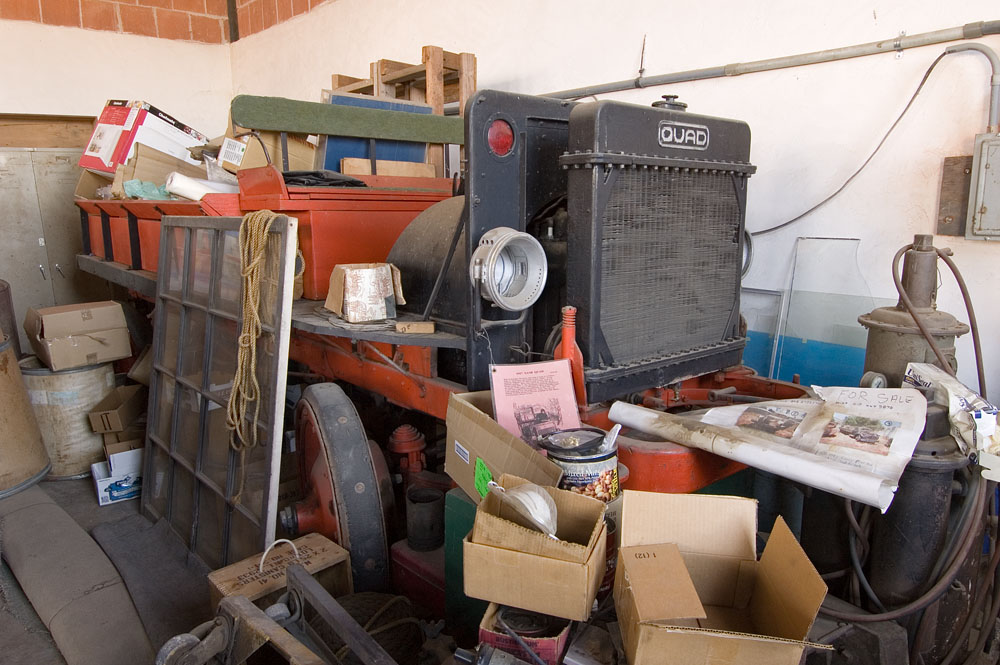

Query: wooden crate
[[330, 45, 476, 176], [207, 533, 352, 609]]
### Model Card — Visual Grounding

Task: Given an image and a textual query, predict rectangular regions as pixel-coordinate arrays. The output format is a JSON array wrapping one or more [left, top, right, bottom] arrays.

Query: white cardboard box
[[91, 446, 143, 506]]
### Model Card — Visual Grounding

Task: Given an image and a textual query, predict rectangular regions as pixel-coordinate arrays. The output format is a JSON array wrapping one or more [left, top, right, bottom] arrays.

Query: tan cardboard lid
[[749, 518, 828, 641], [25, 301, 126, 340], [112, 143, 207, 198], [446, 392, 562, 503], [472, 474, 605, 563], [620, 543, 706, 622], [620, 490, 757, 559]]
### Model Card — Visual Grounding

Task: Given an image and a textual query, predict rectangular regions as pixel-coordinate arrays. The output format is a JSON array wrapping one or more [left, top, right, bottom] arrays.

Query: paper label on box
[[454, 440, 470, 464], [27, 390, 47, 405], [220, 137, 247, 166], [474, 457, 493, 498], [123, 106, 140, 131], [85, 124, 123, 167]]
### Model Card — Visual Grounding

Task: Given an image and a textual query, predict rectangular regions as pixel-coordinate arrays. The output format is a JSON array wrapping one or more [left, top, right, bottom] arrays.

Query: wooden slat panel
[[0, 114, 95, 148]]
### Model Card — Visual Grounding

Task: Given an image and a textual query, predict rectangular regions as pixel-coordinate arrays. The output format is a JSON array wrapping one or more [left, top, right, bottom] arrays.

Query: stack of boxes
[[444, 390, 830, 665]]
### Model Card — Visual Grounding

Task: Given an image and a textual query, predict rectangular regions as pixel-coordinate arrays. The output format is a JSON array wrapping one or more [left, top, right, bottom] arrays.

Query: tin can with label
[[543, 428, 619, 502]]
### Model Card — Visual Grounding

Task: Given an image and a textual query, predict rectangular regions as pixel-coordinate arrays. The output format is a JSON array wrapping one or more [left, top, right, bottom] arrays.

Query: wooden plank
[[423, 46, 446, 177], [230, 95, 464, 145], [338, 79, 375, 94], [378, 59, 416, 76], [396, 320, 435, 334], [331, 74, 364, 89], [458, 52, 477, 117], [371, 61, 394, 98], [207, 533, 352, 609], [442, 49, 462, 72], [382, 62, 428, 86], [0, 114, 95, 149], [937, 155, 973, 236], [341, 157, 435, 178]]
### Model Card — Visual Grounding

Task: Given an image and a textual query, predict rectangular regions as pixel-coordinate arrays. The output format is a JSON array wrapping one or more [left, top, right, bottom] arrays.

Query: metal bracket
[[894, 31, 906, 59]]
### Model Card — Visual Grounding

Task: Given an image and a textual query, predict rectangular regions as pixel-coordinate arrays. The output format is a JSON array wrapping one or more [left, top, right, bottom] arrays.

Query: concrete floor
[[0, 476, 142, 665]]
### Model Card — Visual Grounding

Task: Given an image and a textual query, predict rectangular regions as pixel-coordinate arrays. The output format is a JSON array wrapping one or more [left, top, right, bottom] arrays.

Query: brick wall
[[0, 0, 329, 42], [234, 0, 328, 38]]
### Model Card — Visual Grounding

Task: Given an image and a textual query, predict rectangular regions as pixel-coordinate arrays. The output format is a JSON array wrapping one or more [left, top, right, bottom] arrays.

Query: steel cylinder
[[19, 356, 115, 478], [0, 337, 50, 498], [868, 420, 968, 607], [405, 486, 445, 552], [858, 235, 969, 386]]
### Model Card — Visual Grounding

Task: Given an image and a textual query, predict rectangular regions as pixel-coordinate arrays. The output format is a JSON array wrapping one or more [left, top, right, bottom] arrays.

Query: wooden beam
[[331, 74, 364, 89], [381, 62, 429, 86], [371, 61, 394, 98], [422, 45, 446, 177], [0, 114, 95, 149], [458, 52, 477, 117]]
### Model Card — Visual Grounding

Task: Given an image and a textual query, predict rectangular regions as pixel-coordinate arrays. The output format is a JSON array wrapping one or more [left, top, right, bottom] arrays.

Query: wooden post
[[423, 45, 445, 177]]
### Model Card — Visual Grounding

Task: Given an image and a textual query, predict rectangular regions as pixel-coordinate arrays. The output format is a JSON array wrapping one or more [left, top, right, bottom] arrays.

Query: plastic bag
[[487, 480, 559, 539]]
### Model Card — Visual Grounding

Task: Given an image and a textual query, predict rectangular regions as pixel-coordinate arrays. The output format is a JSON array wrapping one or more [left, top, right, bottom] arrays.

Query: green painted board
[[231, 95, 464, 145]]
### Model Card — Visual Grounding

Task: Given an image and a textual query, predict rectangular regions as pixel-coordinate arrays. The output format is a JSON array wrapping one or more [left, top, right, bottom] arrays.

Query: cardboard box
[[91, 445, 143, 506], [88, 385, 148, 433], [207, 532, 352, 609], [80, 100, 209, 175], [111, 144, 207, 199], [218, 116, 316, 173], [464, 474, 607, 621], [127, 345, 153, 386], [479, 602, 571, 665], [445, 392, 563, 504], [23, 301, 131, 371], [74, 169, 114, 199], [324, 263, 406, 323], [613, 491, 829, 665]]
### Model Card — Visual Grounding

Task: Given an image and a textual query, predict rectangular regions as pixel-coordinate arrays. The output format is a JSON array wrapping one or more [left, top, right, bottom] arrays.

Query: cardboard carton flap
[[621, 543, 706, 622], [472, 474, 605, 563], [620, 490, 757, 559], [750, 518, 828, 641], [30, 301, 127, 339], [446, 392, 562, 504]]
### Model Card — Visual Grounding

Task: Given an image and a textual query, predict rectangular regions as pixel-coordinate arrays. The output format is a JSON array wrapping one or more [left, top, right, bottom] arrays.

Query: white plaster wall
[[4, 2, 998, 394], [0, 19, 232, 136], [231, 0, 1000, 394]]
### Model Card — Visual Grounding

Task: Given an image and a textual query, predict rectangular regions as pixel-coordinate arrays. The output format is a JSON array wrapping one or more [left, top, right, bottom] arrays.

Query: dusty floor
[[0, 476, 141, 664]]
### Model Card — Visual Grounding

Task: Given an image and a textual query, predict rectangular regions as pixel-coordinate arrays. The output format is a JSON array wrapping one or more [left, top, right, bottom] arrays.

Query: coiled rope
[[227, 209, 279, 504]]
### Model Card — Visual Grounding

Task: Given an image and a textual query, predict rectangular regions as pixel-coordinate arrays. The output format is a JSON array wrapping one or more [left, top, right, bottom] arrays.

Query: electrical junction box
[[966, 132, 1000, 240]]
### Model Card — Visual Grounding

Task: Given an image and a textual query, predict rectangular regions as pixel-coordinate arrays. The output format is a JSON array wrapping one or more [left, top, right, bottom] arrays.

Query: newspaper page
[[903, 362, 1000, 479], [608, 387, 927, 512]]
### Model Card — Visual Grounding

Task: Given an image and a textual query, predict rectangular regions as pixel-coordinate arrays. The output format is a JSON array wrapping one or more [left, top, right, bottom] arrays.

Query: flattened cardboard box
[[479, 602, 570, 665], [464, 474, 606, 621], [445, 392, 562, 504], [324, 263, 406, 323], [23, 301, 131, 371], [88, 385, 147, 433], [613, 491, 830, 665]]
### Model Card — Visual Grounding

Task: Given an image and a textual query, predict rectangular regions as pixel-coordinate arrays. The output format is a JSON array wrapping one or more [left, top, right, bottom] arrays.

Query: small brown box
[[207, 533, 352, 610], [88, 385, 147, 433]]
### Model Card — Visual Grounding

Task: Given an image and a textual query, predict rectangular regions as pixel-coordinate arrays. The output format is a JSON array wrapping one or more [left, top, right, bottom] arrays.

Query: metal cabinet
[[0, 149, 110, 351]]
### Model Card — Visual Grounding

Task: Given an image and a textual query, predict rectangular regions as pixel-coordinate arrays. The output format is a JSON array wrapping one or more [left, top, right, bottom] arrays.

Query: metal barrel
[[19, 356, 115, 479], [0, 336, 50, 498]]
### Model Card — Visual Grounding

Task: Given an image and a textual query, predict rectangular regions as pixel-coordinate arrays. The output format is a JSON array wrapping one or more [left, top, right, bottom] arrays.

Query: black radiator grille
[[599, 168, 741, 365]]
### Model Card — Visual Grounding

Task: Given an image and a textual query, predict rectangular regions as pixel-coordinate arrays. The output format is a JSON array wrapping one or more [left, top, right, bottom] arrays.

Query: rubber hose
[[820, 476, 987, 623]]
